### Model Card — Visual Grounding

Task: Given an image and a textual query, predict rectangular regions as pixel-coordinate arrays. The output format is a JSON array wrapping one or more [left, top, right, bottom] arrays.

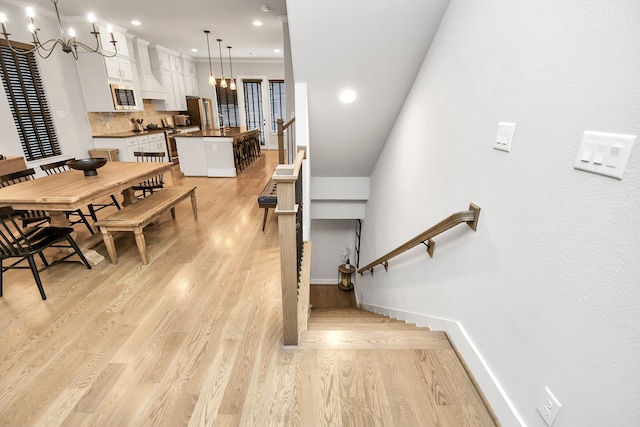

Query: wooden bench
[[95, 186, 197, 265], [257, 179, 277, 231]]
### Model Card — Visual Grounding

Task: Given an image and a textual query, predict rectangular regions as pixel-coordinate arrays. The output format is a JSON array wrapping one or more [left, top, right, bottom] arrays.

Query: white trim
[[359, 303, 527, 427]]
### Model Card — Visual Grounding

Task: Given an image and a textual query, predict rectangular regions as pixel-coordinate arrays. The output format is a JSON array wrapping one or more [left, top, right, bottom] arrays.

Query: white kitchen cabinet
[[150, 45, 190, 111], [170, 55, 183, 74], [76, 28, 141, 112], [98, 25, 129, 57], [150, 47, 171, 71], [104, 56, 134, 82], [94, 133, 168, 162], [182, 57, 199, 97], [183, 57, 197, 76], [172, 73, 187, 110], [149, 133, 168, 156]]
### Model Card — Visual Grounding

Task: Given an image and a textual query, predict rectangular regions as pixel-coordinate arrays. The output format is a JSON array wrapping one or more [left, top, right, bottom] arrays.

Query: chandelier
[[0, 0, 117, 60]]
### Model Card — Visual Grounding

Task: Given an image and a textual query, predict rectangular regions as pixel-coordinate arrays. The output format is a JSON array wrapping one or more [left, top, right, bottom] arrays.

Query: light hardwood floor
[[0, 151, 496, 426]]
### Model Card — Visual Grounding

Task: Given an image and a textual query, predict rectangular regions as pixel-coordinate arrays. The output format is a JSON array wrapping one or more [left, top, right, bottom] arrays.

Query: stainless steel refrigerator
[[186, 97, 215, 130]]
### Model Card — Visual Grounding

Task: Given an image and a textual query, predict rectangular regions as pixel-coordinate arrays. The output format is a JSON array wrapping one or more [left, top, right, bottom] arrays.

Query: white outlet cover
[[494, 122, 516, 152], [574, 131, 635, 179], [536, 387, 562, 427]]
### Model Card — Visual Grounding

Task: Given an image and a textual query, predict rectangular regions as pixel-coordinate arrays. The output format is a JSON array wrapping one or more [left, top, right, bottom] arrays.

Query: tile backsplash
[[87, 100, 179, 135]]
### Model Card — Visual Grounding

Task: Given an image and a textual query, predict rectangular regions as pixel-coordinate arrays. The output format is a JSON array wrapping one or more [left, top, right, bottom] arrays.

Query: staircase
[[297, 308, 499, 426], [300, 308, 449, 349]]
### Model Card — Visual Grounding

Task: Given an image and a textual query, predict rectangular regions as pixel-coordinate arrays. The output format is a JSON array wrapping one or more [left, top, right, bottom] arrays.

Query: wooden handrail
[[358, 203, 481, 275]]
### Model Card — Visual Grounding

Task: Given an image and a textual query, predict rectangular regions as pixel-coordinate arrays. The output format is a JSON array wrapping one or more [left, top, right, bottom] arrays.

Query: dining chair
[[0, 169, 51, 228], [0, 205, 92, 300], [40, 159, 95, 234], [40, 158, 122, 228], [132, 152, 165, 198]]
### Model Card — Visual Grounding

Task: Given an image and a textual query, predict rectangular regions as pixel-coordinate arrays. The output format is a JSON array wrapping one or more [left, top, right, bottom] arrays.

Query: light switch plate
[[574, 131, 635, 179], [494, 122, 516, 152]]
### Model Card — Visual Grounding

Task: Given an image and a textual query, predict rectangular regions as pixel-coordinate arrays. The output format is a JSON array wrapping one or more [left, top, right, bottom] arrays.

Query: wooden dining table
[[0, 161, 172, 264]]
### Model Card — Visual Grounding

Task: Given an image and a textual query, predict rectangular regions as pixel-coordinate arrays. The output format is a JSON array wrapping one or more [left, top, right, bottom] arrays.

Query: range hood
[[133, 38, 168, 100]]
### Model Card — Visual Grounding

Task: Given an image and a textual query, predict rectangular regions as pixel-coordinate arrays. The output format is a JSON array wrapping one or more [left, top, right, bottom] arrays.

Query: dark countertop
[[174, 128, 259, 138], [92, 126, 197, 138], [92, 129, 167, 138]]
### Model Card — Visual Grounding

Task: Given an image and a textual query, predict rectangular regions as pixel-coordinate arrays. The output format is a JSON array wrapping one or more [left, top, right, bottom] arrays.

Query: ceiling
[[287, 0, 451, 176], [22, 0, 288, 60]]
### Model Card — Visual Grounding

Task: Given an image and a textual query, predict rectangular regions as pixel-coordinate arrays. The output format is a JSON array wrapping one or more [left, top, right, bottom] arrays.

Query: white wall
[[310, 219, 358, 285], [358, 1, 640, 426], [0, 1, 96, 169]]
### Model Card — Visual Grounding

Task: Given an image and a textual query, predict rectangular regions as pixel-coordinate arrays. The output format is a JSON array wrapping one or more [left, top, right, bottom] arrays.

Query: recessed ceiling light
[[274, 48, 281, 53], [252, 20, 263, 26], [339, 89, 357, 104], [191, 48, 198, 52], [131, 20, 141, 26]]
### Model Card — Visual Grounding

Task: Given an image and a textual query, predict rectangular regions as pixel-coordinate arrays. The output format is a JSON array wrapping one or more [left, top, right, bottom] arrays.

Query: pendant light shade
[[216, 39, 227, 89], [227, 46, 237, 91], [204, 30, 216, 86]]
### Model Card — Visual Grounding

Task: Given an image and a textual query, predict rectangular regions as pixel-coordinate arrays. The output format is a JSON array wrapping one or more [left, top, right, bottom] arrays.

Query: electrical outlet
[[536, 387, 562, 426]]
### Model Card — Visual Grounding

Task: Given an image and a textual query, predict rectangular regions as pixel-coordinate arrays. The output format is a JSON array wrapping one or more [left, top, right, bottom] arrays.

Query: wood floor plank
[[298, 330, 451, 350], [0, 151, 497, 427]]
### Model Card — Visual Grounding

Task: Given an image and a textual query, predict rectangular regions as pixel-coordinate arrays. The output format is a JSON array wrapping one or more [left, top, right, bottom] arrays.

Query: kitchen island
[[175, 128, 261, 177]]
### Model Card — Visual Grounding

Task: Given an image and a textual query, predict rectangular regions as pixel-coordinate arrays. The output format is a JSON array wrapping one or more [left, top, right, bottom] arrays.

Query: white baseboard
[[359, 303, 526, 427]]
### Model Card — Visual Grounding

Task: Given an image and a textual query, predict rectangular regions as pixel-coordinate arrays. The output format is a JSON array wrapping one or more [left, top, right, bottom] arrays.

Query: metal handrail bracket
[[358, 202, 481, 275]]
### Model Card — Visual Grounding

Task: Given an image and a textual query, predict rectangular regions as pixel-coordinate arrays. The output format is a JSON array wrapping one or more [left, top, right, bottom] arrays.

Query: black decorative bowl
[[66, 158, 108, 176]]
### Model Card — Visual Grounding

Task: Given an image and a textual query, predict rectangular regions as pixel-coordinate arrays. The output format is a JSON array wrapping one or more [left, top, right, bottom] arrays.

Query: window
[[269, 80, 285, 133], [0, 40, 61, 161], [215, 79, 239, 127], [243, 79, 265, 144]]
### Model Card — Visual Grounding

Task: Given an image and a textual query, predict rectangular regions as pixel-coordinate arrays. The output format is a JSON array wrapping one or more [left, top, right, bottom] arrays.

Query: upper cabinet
[[76, 27, 143, 112], [149, 45, 188, 111], [183, 57, 199, 98], [98, 25, 129, 57]]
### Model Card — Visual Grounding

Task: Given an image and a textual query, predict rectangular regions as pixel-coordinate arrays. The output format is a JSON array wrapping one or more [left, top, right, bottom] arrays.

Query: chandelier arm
[[72, 39, 117, 58], [1, 38, 40, 55]]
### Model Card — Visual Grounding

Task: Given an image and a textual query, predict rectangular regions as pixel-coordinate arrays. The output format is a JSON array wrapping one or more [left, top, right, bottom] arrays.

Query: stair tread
[[298, 330, 450, 350], [310, 308, 396, 318], [307, 322, 430, 331]]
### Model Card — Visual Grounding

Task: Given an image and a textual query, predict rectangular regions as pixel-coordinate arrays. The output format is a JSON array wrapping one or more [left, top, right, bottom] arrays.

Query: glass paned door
[[243, 80, 265, 145]]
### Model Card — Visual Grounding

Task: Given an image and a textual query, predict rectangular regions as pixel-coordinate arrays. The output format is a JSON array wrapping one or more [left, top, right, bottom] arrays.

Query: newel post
[[273, 150, 305, 345]]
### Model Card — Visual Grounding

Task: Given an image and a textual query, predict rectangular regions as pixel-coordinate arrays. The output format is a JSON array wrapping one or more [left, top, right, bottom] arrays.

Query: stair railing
[[274, 148, 309, 345], [358, 203, 481, 275], [277, 117, 296, 165]]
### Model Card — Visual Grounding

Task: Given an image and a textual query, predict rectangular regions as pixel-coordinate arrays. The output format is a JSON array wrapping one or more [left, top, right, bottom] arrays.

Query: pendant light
[[204, 30, 216, 86], [217, 39, 227, 89], [227, 46, 237, 91]]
